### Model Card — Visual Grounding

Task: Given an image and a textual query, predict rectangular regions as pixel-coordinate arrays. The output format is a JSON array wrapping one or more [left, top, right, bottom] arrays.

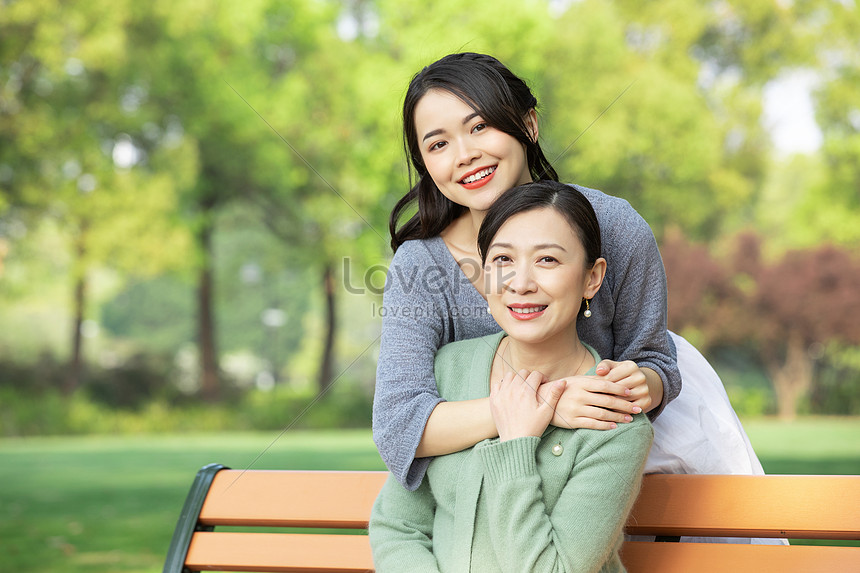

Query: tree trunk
[[318, 261, 336, 394], [766, 331, 814, 421], [65, 224, 88, 395], [197, 221, 220, 401]]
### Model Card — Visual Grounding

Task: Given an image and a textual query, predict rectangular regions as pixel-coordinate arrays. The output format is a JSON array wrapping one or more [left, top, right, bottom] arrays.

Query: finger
[[569, 417, 620, 431], [587, 393, 641, 414], [540, 379, 566, 408], [631, 396, 653, 412], [551, 376, 630, 397], [583, 377, 633, 397], [525, 371, 544, 390], [594, 359, 616, 377], [579, 405, 634, 423], [491, 375, 503, 393]]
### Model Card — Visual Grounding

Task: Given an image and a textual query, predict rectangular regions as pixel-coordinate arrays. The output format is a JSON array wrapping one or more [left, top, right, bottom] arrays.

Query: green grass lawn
[[1, 418, 858, 573]]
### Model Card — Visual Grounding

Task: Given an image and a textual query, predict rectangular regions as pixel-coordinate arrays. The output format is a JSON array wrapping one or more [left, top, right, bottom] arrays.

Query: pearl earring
[[487, 306, 492, 315], [583, 298, 592, 318]]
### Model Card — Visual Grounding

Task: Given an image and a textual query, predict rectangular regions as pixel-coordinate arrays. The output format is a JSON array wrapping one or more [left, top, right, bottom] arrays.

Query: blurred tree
[[665, 231, 860, 419], [0, 0, 191, 392], [117, 0, 289, 399], [235, 0, 406, 393], [747, 240, 860, 419], [808, 1, 860, 247]]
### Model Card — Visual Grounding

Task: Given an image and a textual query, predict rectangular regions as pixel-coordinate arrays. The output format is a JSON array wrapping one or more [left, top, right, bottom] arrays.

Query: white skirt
[[634, 331, 786, 545]]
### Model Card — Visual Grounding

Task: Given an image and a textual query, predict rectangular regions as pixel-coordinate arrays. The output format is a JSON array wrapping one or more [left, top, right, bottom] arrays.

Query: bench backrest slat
[[195, 471, 860, 540], [627, 474, 860, 539], [198, 470, 388, 529]]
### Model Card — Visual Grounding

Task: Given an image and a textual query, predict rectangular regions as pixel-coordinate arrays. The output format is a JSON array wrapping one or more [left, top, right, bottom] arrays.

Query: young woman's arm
[[579, 186, 682, 418], [373, 243, 451, 490]]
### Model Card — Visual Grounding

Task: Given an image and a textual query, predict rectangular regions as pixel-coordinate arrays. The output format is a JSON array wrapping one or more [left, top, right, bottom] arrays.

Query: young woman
[[373, 52, 764, 503], [370, 181, 653, 572]]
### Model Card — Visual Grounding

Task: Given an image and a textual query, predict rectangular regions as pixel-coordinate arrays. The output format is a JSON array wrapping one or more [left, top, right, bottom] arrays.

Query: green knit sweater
[[369, 332, 654, 572]]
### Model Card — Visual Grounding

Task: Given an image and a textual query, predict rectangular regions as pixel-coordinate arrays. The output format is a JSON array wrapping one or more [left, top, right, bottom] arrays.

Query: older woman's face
[[484, 208, 604, 346]]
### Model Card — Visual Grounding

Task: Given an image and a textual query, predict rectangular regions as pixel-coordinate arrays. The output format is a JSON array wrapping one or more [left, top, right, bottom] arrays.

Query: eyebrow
[[421, 112, 482, 142], [489, 242, 567, 252]]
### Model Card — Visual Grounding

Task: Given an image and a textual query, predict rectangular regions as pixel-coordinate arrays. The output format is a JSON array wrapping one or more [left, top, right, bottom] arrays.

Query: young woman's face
[[413, 89, 534, 214], [484, 208, 605, 346]]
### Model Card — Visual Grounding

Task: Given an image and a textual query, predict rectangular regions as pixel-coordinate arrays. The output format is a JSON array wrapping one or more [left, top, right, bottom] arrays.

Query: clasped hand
[[537, 360, 651, 431], [490, 369, 565, 442]]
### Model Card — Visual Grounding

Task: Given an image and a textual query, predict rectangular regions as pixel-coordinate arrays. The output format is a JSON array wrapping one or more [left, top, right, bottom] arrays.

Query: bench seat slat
[[185, 532, 374, 572], [198, 470, 388, 529], [621, 541, 860, 573], [184, 532, 860, 573], [627, 475, 860, 539]]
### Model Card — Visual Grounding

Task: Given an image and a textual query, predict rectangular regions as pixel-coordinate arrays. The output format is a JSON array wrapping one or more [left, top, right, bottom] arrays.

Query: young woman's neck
[[440, 210, 484, 256], [502, 330, 591, 382]]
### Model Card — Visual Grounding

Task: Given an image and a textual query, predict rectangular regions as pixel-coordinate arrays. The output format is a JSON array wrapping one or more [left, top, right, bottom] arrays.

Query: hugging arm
[[373, 243, 496, 490], [599, 204, 681, 419]]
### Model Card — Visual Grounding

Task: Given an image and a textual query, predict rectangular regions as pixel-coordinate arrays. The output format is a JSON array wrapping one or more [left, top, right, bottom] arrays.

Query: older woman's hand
[[490, 369, 565, 442]]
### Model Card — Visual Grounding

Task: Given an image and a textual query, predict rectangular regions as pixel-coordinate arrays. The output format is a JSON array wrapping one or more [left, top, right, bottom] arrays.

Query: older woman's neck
[[503, 333, 592, 383]]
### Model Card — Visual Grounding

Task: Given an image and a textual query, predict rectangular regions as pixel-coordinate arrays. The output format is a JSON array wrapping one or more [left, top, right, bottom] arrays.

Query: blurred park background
[[1, 0, 859, 571]]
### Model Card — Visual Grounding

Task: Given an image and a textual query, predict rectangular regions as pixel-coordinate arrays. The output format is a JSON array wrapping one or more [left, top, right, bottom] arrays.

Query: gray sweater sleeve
[[372, 242, 447, 491], [579, 186, 681, 417]]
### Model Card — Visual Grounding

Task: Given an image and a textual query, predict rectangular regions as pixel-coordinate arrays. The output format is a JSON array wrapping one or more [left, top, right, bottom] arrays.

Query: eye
[[428, 140, 447, 152], [538, 256, 558, 264], [471, 122, 488, 134], [491, 254, 511, 264]]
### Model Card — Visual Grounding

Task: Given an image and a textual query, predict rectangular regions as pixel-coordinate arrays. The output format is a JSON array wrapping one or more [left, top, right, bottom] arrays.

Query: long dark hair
[[389, 52, 559, 252], [477, 180, 602, 271]]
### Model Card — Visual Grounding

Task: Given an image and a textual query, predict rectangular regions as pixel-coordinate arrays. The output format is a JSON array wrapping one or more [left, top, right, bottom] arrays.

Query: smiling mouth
[[509, 305, 547, 314], [459, 166, 496, 184]]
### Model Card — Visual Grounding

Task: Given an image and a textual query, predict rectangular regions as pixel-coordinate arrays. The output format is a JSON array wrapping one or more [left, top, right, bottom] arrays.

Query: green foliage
[[100, 275, 195, 354], [810, 345, 860, 416], [725, 386, 776, 417], [0, 380, 373, 437], [239, 384, 373, 431], [3, 0, 860, 410]]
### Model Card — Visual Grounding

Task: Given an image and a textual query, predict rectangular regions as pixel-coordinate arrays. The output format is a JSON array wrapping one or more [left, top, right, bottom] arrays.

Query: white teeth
[[462, 166, 496, 184], [510, 306, 547, 314]]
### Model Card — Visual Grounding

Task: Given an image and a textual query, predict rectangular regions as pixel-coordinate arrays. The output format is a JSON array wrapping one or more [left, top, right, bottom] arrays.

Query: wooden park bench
[[164, 463, 860, 572]]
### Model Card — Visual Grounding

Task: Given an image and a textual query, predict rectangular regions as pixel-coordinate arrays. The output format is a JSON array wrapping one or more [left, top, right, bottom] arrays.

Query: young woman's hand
[[539, 375, 640, 431], [595, 360, 654, 413], [490, 369, 565, 442]]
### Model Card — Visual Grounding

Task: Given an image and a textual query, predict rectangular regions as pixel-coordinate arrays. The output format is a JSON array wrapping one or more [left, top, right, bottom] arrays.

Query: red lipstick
[[507, 303, 548, 321], [459, 165, 497, 189]]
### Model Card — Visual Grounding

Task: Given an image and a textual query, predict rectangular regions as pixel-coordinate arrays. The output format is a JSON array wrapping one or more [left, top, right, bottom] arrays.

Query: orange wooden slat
[[626, 474, 860, 539], [621, 540, 860, 573], [198, 471, 388, 529], [184, 532, 374, 573]]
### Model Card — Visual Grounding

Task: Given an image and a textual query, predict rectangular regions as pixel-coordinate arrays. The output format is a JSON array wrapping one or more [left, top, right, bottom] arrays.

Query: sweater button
[[551, 443, 563, 456]]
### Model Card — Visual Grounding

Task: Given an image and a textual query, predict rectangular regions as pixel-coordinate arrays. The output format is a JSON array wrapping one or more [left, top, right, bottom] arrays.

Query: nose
[[504, 263, 537, 295], [455, 137, 481, 167]]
